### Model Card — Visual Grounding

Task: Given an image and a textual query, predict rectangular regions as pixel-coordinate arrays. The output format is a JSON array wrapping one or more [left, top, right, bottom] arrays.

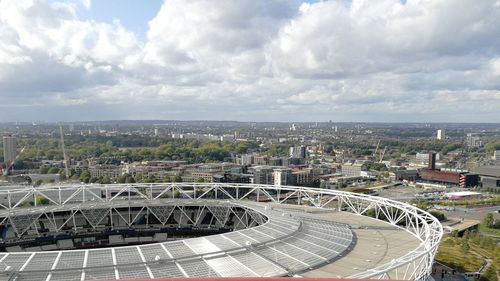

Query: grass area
[[436, 233, 500, 281], [414, 196, 500, 208], [436, 237, 484, 272], [479, 223, 500, 237]]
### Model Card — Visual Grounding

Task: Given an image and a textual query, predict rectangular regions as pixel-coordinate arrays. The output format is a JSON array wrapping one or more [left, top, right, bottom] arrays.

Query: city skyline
[[1, 0, 500, 122]]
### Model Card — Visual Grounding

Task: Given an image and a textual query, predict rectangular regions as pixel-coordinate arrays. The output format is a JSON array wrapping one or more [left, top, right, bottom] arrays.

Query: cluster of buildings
[[435, 129, 484, 151], [82, 146, 321, 186], [393, 152, 500, 191], [170, 133, 240, 142], [2, 129, 500, 192], [87, 160, 324, 187]]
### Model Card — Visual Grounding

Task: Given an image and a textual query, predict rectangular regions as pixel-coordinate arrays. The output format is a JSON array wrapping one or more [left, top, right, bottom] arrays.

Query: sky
[[0, 0, 499, 123]]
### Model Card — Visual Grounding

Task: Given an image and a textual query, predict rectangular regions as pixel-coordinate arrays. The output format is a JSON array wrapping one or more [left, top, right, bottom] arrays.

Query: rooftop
[[474, 165, 500, 177]]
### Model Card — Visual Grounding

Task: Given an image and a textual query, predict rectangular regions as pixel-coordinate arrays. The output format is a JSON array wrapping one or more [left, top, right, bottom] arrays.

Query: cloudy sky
[[1, 0, 499, 122]]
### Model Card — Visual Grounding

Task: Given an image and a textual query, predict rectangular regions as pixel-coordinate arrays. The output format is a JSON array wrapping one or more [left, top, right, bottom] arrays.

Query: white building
[[436, 129, 445, 140], [341, 163, 362, 177], [273, 169, 292, 186], [494, 150, 500, 165], [466, 134, 482, 148], [361, 170, 379, 179]]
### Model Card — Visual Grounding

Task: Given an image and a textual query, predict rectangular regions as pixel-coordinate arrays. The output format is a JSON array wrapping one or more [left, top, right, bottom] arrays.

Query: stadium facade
[[0, 183, 443, 281]]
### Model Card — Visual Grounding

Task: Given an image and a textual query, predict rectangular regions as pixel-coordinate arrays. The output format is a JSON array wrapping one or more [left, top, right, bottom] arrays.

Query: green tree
[[134, 173, 143, 183], [485, 140, 500, 153], [35, 195, 49, 205], [482, 213, 494, 228], [144, 175, 157, 183], [39, 166, 50, 174], [100, 176, 111, 184], [48, 167, 60, 174], [80, 171, 91, 183], [59, 169, 73, 181], [479, 265, 498, 281], [117, 174, 130, 184]]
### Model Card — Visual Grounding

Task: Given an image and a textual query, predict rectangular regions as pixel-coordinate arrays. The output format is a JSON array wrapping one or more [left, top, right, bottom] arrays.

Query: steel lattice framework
[[0, 183, 442, 281]]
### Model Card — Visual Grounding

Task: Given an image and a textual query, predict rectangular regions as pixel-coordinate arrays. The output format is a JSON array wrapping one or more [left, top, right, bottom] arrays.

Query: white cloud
[[491, 58, 500, 76], [0, 0, 139, 106], [0, 0, 499, 122], [81, 0, 91, 10]]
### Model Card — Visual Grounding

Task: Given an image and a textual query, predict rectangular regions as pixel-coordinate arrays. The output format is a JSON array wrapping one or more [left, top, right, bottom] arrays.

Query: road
[[441, 205, 500, 221]]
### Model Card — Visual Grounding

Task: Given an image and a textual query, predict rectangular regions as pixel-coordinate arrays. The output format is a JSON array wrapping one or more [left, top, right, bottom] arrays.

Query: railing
[[0, 183, 443, 280]]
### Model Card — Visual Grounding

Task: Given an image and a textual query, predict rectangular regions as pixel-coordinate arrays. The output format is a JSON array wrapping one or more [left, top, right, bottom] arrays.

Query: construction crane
[[373, 140, 380, 157], [0, 146, 26, 176], [59, 124, 70, 180], [378, 146, 387, 162]]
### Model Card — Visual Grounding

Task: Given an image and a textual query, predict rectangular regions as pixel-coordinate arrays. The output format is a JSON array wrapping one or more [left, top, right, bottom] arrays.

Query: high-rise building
[[2, 135, 17, 166], [273, 168, 293, 186], [466, 133, 482, 148], [289, 145, 306, 159], [252, 167, 273, 185], [436, 129, 445, 140]]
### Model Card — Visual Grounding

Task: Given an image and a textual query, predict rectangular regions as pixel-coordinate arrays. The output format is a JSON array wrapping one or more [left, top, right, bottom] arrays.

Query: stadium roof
[[0, 183, 443, 280], [0, 200, 353, 280]]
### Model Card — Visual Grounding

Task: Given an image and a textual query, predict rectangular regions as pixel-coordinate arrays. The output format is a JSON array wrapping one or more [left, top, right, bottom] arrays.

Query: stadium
[[0, 183, 443, 281]]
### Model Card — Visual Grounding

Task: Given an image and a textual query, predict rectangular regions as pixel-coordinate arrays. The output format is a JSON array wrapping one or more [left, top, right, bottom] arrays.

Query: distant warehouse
[[474, 165, 500, 191]]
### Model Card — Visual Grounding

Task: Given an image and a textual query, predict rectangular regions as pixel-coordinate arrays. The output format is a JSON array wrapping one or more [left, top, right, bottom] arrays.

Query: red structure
[[428, 152, 436, 170], [419, 169, 461, 184], [420, 151, 461, 184], [419, 152, 478, 187]]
